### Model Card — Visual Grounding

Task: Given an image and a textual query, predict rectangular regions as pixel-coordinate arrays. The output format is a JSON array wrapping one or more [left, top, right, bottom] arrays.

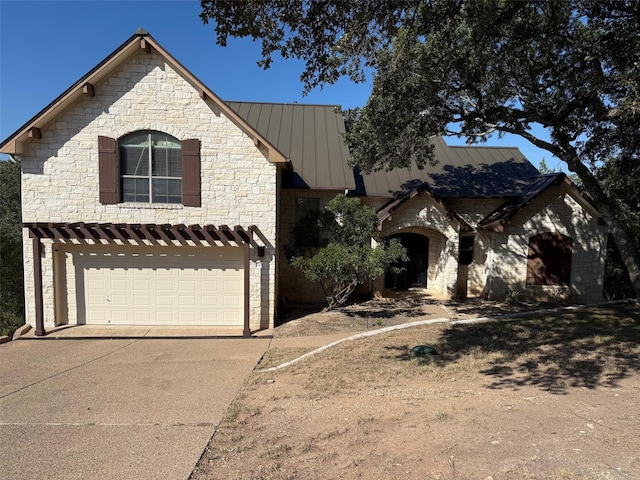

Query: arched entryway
[[385, 232, 429, 289]]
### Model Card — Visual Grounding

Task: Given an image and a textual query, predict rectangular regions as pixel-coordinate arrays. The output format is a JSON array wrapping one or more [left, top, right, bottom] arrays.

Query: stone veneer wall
[[485, 185, 607, 303], [445, 198, 505, 296], [378, 195, 462, 297], [20, 50, 278, 330]]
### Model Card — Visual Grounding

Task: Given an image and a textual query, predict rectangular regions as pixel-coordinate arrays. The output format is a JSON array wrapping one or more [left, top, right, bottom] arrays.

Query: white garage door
[[70, 246, 243, 326]]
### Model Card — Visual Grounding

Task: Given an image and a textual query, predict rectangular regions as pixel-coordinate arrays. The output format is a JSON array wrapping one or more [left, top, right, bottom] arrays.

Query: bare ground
[[191, 299, 640, 480]]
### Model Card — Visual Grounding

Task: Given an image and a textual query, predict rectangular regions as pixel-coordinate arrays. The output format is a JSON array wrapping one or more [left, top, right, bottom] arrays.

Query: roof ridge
[[226, 100, 341, 108]]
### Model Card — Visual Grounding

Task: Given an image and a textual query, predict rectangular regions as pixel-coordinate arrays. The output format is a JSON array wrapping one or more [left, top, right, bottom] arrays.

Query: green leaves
[[202, 0, 640, 298], [288, 194, 406, 309], [0, 160, 24, 336]]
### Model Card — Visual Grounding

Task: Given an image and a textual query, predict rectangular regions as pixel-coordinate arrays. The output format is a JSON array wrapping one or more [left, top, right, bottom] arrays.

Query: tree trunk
[[514, 130, 640, 303], [561, 151, 640, 303]]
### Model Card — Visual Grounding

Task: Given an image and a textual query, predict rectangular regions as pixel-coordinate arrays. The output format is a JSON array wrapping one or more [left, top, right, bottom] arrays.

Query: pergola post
[[32, 238, 46, 336], [243, 242, 251, 338]]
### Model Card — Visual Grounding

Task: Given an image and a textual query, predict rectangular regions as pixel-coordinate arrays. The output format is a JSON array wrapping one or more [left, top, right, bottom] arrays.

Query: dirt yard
[[191, 300, 640, 480]]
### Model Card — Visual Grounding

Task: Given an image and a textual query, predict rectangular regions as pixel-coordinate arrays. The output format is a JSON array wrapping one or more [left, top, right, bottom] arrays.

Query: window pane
[[295, 197, 321, 222], [120, 141, 149, 175], [119, 131, 182, 203], [152, 178, 181, 204], [122, 178, 149, 202], [151, 133, 181, 177]]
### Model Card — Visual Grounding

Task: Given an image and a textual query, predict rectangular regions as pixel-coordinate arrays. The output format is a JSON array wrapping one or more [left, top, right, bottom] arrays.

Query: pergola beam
[[24, 222, 256, 247]]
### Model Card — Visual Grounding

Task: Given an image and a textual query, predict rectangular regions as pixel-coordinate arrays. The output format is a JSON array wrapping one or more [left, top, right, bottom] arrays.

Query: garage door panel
[[134, 311, 151, 323], [201, 295, 219, 306], [156, 280, 173, 291], [156, 311, 173, 323], [156, 295, 172, 306], [223, 311, 241, 323], [111, 294, 129, 306], [71, 246, 244, 326]]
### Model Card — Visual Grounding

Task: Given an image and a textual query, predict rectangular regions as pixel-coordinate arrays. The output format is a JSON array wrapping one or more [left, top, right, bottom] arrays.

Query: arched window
[[526, 232, 573, 286], [120, 131, 182, 204], [98, 134, 200, 206]]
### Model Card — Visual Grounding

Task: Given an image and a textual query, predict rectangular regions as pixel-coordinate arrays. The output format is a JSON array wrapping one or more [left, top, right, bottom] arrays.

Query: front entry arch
[[385, 233, 429, 289]]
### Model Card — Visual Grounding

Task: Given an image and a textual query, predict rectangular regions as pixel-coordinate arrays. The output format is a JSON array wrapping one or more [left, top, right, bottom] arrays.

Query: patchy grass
[[285, 304, 640, 397], [257, 347, 317, 369], [192, 303, 640, 480]]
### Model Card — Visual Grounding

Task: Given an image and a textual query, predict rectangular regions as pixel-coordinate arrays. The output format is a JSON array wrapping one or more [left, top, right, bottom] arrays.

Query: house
[[0, 30, 608, 337]]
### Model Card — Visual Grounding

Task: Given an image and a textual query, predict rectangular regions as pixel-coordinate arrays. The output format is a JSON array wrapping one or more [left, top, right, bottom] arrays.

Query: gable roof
[[358, 137, 541, 198], [477, 173, 604, 231], [0, 29, 288, 165], [376, 182, 473, 232], [227, 102, 354, 190]]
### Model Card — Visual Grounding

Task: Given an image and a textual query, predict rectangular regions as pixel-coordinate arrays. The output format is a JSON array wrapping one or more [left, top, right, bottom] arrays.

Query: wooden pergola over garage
[[25, 222, 262, 337]]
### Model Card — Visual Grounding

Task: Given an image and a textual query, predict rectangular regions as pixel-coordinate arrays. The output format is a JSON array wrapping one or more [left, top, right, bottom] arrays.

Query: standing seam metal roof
[[353, 137, 541, 198], [227, 102, 544, 200], [226, 102, 354, 190]]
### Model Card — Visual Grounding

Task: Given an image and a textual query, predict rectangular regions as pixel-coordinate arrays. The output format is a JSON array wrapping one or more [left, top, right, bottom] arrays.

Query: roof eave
[[376, 183, 473, 233], [1, 31, 288, 164], [0, 33, 145, 155], [477, 173, 606, 231]]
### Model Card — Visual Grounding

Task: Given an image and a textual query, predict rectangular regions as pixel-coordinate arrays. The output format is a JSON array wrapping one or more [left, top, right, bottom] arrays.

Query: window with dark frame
[[459, 235, 475, 265], [526, 232, 573, 286], [120, 131, 182, 204], [295, 197, 321, 223]]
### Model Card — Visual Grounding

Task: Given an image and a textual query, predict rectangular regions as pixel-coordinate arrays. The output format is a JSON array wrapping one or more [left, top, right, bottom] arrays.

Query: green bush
[[289, 195, 407, 310]]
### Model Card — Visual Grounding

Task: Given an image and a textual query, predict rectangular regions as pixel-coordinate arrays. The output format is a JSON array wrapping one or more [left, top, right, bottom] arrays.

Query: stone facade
[[377, 195, 462, 297], [21, 50, 278, 330], [485, 185, 607, 303], [278, 183, 607, 306], [13, 37, 608, 331]]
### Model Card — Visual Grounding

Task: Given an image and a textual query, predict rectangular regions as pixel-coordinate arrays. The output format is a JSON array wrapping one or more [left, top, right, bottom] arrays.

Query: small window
[[120, 131, 182, 203], [295, 197, 321, 222], [526, 232, 573, 286], [459, 235, 474, 266]]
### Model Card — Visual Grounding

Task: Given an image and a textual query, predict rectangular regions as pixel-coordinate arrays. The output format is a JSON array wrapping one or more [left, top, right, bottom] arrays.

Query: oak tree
[[201, 0, 640, 300]]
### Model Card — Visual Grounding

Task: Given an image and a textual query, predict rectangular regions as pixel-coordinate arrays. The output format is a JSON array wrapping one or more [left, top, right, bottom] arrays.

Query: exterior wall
[[379, 194, 461, 298], [446, 198, 504, 296], [277, 189, 344, 304], [21, 50, 278, 330], [485, 185, 607, 303]]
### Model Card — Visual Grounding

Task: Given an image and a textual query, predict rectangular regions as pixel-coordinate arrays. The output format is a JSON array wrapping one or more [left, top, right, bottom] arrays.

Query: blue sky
[[0, 0, 561, 169]]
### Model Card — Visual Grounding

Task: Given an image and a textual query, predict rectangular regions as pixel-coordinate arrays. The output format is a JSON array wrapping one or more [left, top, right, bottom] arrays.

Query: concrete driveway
[[0, 335, 270, 480]]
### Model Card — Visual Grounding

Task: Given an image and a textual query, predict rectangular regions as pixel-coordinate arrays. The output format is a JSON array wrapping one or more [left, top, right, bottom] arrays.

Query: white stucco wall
[[21, 50, 278, 330]]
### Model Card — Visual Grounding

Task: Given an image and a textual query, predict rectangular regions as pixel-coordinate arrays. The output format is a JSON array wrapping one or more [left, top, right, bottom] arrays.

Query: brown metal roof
[[477, 173, 605, 231], [358, 137, 541, 198], [227, 102, 354, 190]]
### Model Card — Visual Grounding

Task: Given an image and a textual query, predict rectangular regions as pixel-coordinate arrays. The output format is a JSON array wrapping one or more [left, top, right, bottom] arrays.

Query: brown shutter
[[526, 232, 573, 286], [98, 136, 119, 204], [181, 138, 201, 207]]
